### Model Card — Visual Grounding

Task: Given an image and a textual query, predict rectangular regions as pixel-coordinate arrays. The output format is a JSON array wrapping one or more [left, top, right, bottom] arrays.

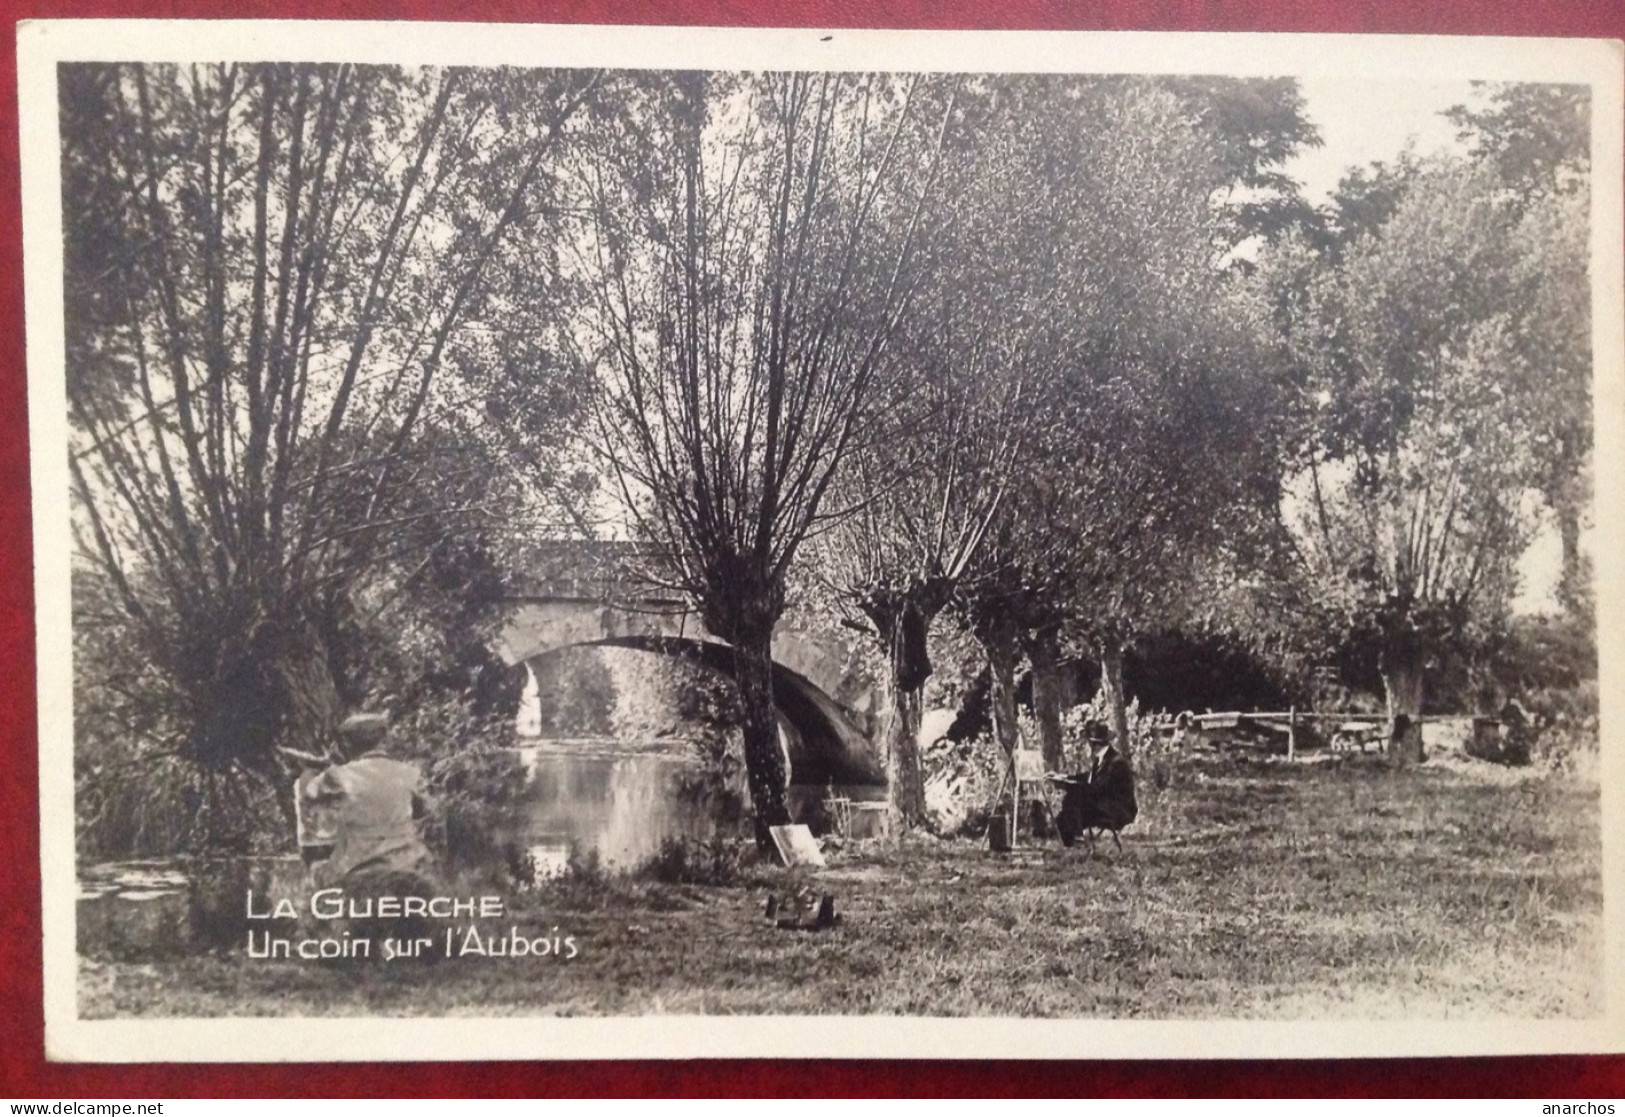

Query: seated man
[[1055, 720, 1138, 852], [300, 712, 438, 893]]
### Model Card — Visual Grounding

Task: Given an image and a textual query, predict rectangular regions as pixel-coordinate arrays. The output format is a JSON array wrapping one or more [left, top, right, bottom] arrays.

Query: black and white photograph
[[19, 22, 1624, 1060]]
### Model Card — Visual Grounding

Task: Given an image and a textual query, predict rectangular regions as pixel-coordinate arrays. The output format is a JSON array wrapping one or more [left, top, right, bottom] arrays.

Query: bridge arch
[[499, 602, 883, 788]]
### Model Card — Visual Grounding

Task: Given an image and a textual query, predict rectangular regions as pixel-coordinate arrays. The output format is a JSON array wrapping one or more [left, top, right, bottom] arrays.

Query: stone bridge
[[497, 541, 884, 788]]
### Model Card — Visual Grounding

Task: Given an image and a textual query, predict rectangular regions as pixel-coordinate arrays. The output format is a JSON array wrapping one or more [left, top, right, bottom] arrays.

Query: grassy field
[[80, 752, 1603, 1019]]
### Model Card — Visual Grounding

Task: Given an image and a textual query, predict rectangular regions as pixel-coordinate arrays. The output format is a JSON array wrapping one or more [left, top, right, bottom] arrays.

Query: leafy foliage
[[64, 62, 595, 850], [1260, 147, 1585, 730], [426, 742, 535, 891], [938, 77, 1309, 759], [637, 835, 755, 886], [558, 71, 957, 842], [66, 65, 1597, 862]]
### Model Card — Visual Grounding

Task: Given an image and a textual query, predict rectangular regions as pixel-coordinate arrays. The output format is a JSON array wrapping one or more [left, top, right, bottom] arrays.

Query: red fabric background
[[2, 0, 1622, 1097]]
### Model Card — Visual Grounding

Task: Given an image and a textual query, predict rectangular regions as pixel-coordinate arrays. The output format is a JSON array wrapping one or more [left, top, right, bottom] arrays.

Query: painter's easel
[[991, 744, 1050, 848]]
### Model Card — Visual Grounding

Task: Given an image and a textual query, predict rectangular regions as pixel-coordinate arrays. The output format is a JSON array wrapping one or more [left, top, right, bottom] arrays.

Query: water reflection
[[508, 741, 717, 875]]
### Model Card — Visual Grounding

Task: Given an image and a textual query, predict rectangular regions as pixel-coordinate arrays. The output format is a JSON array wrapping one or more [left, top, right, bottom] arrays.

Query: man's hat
[[339, 712, 390, 742]]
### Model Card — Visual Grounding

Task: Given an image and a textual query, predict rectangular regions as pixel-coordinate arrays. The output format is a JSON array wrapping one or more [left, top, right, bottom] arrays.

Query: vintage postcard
[[19, 20, 1625, 1061]]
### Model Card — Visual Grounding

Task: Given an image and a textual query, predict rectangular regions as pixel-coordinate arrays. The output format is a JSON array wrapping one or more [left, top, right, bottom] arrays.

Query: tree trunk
[[1099, 638, 1131, 762], [1027, 625, 1066, 770], [1559, 502, 1580, 590], [1380, 643, 1426, 767], [872, 593, 938, 830], [982, 632, 1021, 758], [1556, 499, 1590, 619], [885, 678, 927, 828], [735, 634, 791, 851]]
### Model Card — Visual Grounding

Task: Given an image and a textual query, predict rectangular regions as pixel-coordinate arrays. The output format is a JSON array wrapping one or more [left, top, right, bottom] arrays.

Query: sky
[[1287, 77, 1478, 203]]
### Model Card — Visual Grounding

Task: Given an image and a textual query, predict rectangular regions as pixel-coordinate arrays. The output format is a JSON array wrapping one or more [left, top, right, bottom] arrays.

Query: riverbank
[[80, 753, 1602, 1019]]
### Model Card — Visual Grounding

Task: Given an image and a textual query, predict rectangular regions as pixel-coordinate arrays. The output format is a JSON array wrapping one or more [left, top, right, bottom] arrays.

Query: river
[[508, 739, 721, 876]]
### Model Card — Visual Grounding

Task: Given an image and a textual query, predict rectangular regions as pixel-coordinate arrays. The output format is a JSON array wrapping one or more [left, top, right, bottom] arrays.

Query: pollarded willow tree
[[563, 71, 954, 846], [1449, 84, 1592, 616], [806, 80, 1076, 824], [63, 63, 599, 849], [810, 301, 1027, 825], [1262, 147, 1585, 762], [951, 76, 1308, 764]]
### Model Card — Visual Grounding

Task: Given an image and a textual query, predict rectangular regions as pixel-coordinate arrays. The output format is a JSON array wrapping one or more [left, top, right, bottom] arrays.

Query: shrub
[[956, 803, 994, 840], [516, 842, 628, 910], [669, 672, 750, 828], [638, 835, 753, 886], [672, 729, 750, 829], [426, 746, 534, 890], [921, 731, 1004, 837], [563, 843, 608, 887], [1525, 681, 1599, 773], [76, 752, 291, 861]]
